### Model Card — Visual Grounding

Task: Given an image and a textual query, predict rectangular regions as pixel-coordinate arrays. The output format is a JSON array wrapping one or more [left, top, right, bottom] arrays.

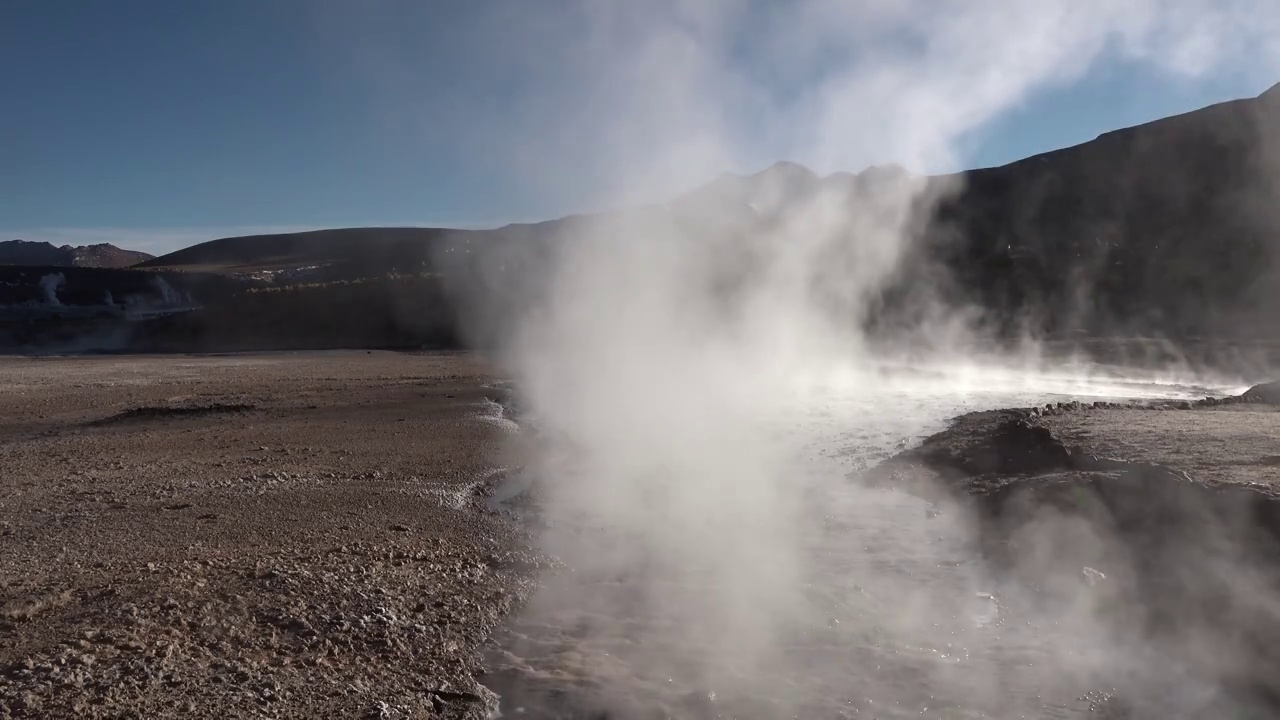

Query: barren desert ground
[[4, 351, 1280, 718], [0, 351, 534, 719]]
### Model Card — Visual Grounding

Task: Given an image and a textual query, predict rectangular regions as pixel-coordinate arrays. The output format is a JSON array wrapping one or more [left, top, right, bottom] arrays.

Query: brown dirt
[[0, 351, 539, 719], [1035, 404, 1280, 488]]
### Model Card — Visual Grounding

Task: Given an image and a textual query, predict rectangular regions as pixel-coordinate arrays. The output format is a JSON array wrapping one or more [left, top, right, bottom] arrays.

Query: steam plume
[[38, 273, 65, 307], [440, 0, 1280, 713]]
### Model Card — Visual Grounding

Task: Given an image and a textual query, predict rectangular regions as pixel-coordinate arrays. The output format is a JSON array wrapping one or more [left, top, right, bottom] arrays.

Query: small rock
[[1082, 566, 1106, 586], [14, 692, 42, 712]]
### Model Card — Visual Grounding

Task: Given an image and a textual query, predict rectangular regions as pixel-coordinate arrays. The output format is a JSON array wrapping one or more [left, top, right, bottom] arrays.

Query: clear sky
[[2, 1, 1275, 254]]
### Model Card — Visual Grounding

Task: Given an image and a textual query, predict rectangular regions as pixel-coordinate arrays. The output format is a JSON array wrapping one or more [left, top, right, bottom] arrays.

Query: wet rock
[[913, 416, 1072, 477]]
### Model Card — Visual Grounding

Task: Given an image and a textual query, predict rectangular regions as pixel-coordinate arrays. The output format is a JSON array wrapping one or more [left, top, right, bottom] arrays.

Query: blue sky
[[1, 1, 1274, 254]]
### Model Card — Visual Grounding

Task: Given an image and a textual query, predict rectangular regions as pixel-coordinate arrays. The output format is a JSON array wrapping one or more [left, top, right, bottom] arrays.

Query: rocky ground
[[0, 351, 542, 719], [869, 384, 1280, 717], [5, 349, 1279, 718]]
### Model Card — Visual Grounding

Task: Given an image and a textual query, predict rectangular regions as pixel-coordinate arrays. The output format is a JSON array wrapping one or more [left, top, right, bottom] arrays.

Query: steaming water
[[487, 368, 1243, 718]]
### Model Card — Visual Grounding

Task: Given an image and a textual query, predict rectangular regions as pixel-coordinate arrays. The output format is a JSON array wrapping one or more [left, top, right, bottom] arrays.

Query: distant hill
[[137, 227, 459, 276], [0, 239, 153, 268], [140, 83, 1280, 346], [17, 82, 1280, 355]]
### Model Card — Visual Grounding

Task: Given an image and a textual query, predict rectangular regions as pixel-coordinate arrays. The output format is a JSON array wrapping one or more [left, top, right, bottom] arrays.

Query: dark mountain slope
[[329, 84, 1280, 346], [136, 227, 461, 275], [926, 82, 1280, 339]]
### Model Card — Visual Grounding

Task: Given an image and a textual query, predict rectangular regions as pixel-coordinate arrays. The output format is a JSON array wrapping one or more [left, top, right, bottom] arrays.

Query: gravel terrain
[[5, 350, 1276, 718], [0, 351, 540, 719], [869, 391, 1280, 717], [1035, 402, 1280, 487]]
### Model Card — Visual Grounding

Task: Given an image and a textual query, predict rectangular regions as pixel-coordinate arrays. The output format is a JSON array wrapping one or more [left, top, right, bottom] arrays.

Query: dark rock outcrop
[[1243, 381, 1280, 404]]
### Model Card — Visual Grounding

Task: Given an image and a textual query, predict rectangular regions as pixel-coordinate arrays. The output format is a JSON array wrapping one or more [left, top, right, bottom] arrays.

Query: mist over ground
[[443, 1, 1280, 716]]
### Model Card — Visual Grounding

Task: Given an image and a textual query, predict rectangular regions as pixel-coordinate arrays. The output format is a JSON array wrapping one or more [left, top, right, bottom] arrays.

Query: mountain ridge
[[108, 80, 1280, 346], [143, 81, 1280, 270], [0, 239, 153, 268]]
